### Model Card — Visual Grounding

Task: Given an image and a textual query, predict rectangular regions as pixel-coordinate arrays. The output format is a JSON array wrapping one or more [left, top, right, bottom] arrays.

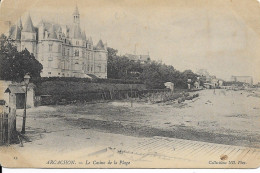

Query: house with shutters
[[7, 6, 108, 78]]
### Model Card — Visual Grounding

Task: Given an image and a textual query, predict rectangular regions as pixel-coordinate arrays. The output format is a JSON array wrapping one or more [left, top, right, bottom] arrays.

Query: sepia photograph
[[0, 0, 260, 168]]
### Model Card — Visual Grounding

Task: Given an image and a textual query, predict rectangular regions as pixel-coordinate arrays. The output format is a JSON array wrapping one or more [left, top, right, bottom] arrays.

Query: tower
[[73, 5, 80, 25], [21, 13, 37, 55]]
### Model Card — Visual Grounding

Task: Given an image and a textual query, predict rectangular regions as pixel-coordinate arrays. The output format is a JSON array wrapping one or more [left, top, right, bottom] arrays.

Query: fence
[[0, 103, 8, 145]]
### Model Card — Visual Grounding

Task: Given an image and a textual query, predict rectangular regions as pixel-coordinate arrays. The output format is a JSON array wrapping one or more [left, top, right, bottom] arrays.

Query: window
[[49, 44, 52, 51], [48, 72, 51, 74], [58, 73, 60, 75], [41, 57, 44, 61], [58, 45, 61, 53], [62, 47, 65, 56], [61, 61, 65, 70], [87, 65, 90, 71], [67, 49, 70, 56], [75, 49, 79, 56], [98, 64, 101, 72], [91, 65, 93, 72], [76, 41, 79, 45]]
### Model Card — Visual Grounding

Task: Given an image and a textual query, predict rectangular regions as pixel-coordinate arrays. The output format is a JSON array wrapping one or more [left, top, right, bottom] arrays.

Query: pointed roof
[[48, 25, 57, 39], [73, 5, 80, 15], [17, 18, 23, 29], [72, 24, 82, 39], [89, 36, 93, 44], [23, 14, 35, 32], [38, 19, 45, 26], [95, 40, 106, 50], [82, 30, 86, 40], [9, 18, 23, 40]]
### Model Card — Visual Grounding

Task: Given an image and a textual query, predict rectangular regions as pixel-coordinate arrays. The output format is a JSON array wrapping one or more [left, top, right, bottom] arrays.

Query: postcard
[[0, 0, 259, 168]]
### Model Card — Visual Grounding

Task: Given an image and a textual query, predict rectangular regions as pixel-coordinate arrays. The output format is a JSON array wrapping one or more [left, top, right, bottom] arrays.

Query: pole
[[21, 84, 27, 134]]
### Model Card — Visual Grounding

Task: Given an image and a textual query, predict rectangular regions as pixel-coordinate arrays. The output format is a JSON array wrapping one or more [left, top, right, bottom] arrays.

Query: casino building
[[8, 6, 108, 78]]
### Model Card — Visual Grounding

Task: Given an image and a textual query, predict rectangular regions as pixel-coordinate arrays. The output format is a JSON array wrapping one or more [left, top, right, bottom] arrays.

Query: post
[[21, 84, 27, 134], [8, 93, 16, 144]]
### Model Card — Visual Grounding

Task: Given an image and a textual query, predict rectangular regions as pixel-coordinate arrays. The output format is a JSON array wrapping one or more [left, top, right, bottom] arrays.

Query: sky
[[1, 0, 260, 83]]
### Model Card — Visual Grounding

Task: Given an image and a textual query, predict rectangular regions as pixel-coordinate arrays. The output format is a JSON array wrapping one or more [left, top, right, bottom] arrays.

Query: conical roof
[[17, 18, 23, 29], [48, 25, 57, 39], [95, 40, 106, 50], [89, 36, 93, 44], [82, 30, 86, 40], [9, 18, 22, 40], [72, 24, 82, 39], [23, 14, 35, 32], [73, 5, 79, 15]]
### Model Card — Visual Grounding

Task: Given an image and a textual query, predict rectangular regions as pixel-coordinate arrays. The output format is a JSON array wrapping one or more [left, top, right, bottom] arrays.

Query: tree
[[0, 34, 43, 82], [106, 46, 200, 89]]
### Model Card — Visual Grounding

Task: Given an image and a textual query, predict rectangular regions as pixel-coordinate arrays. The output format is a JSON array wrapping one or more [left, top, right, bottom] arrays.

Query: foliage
[[107, 47, 199, 89], [0, 34, 43, 82]]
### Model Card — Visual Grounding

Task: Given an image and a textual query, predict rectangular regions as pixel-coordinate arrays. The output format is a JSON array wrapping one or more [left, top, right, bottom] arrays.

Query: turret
[[38, 19, 45, 40], [48, 24, 57, 39], [21, 13, 37, 55], [73, 5, 80, 25]]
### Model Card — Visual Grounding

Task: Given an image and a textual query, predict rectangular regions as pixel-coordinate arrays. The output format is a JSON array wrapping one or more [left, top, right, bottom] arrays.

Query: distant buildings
[[124, 53, 151, 64], [196, 69, 224, 89], [7, 6, 108, 78], [230, 76, 253, 86]]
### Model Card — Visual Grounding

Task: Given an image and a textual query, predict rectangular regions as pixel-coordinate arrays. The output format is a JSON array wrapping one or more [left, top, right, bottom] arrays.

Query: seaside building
[[124, 53, 151, 64], [7, 6, 108, 78]]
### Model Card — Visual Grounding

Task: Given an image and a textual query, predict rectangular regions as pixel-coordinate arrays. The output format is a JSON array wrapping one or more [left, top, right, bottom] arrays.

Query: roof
[[73, 5, 80, 15], [95, 40, 106, 50], [23, 14, 35, 32], [140, 55, 150, 61], [72, 24, 82, 39], [48, 25, 57, 39], [9, 18, 23, 40], [125, 54, 150, 62], [5, 85, 25, 94], [82, 30, 86, 40]]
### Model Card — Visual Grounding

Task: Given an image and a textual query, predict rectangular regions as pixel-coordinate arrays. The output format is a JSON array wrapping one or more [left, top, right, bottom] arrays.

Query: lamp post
[[21, 74, 30, 134]]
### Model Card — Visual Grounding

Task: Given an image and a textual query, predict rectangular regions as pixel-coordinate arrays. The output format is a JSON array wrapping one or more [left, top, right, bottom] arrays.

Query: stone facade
[[8, 6, 108, 78]]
